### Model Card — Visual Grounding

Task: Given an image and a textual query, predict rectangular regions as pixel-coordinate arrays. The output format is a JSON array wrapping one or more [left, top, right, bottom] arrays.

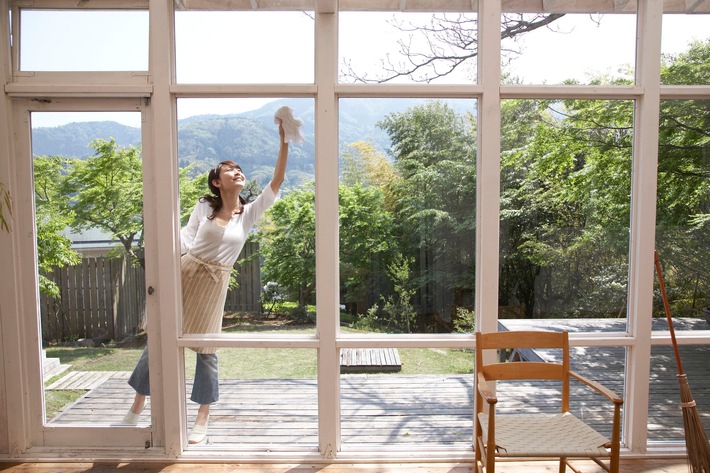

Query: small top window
[[20, 9, 149, 72]]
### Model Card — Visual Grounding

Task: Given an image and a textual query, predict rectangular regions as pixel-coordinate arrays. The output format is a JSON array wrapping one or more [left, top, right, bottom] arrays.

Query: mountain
[[30, 97, 474, 189], [31, 121, 143, 158]]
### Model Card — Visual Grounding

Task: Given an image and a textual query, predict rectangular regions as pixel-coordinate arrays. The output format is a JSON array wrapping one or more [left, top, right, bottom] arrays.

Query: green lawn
[[45, 344, 473, 379]]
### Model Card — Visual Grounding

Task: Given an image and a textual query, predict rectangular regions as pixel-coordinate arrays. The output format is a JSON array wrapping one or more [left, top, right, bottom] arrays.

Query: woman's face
[[214, 164, 245, 192]]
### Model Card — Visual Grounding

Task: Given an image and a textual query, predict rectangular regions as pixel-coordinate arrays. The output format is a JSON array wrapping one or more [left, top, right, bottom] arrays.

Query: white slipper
[[122, 410, 140, 425], [188, 417, 209, 444]]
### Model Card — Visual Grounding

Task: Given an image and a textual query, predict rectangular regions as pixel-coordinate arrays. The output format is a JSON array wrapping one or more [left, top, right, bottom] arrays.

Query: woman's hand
[[270, 120, 289, 194], [278, 119, 286, 144]]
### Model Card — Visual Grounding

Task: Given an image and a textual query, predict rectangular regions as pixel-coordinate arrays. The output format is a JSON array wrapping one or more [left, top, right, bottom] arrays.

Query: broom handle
[[653, 250, 685, 376]]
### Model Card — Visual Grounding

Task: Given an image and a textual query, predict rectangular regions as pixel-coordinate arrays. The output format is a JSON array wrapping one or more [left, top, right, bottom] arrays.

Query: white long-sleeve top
[[180, 185, 279, 266]]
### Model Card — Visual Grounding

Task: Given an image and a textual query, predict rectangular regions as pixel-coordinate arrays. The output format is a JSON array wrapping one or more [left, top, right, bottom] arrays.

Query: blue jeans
[[128, 345, 219, 405]]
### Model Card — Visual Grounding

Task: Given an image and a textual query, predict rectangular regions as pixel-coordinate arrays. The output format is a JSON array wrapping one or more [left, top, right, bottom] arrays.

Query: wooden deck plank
[[46, 371, 131, 390]]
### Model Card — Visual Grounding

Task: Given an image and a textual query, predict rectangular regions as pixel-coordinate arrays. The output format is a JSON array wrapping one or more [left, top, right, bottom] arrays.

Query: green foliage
[[655, 40, 710, 315], [382, 254, 417, 333], [257, 185, 316, 308], [378, 100, 477, 321], [261, 281, 286, 314], [365, 255, 417, 333], [453, 307, 475, 334], [499, 96, 634, 318], [61, 138, 145, 267], [258, 181, 399, 314], [34, 155, 80, 297], [53, 138, 203, 270], [353, 305, 385, 332], [339, 183, 397, 309], [179, 165, 206, 226], [288, 304, 315, 324], [28, 40, 710, 327], [661, 39, 710, 86]]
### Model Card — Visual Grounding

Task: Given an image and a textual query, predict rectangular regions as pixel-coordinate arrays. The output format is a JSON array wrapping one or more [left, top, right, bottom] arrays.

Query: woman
[[123, 118, 290, 445]]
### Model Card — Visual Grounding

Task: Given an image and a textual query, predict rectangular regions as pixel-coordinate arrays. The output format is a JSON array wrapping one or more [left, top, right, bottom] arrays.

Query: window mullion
[[625, 0, 663, 454], [475, 0, 502, 335], [315, 8, 341, 458]]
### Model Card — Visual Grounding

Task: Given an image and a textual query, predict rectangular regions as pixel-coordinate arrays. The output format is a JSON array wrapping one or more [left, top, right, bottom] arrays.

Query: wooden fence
[[40, 242, 262, 342]]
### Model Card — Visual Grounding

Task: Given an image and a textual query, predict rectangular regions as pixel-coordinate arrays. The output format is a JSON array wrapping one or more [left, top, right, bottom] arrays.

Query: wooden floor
[[0, 458, 695, 472]]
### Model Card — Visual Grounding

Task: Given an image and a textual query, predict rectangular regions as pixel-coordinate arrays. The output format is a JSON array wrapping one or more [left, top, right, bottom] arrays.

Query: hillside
[[31, 97, 473, 189]]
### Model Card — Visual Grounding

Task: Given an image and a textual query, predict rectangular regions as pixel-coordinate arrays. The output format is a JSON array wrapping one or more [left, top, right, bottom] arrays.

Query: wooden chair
[[474, 330, 623, 473]]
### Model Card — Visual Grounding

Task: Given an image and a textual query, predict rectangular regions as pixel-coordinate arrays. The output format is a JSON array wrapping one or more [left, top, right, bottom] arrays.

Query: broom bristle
[[678, 375, 710, 473]]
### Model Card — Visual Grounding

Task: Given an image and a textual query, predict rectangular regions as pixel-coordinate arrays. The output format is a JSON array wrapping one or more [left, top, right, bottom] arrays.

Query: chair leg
[[558, 457, 566, 473]]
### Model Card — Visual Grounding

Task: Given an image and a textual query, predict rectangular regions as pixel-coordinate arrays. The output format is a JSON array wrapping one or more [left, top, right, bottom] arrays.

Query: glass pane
[[175, 11, 314, 84], [655, 99, 710, 322], [183, 348, 318, 449], [20, 10, 148, 72], [499, 99, 633, 327], [648, 343, 710, 442], [339, 12, 478, 84], [340, 348, 474, 449], [33, 111, 148, 425], [661, 15, 710, 86], [502, 14, 636, 85], [338, 98, 477, 335], [177, 98, 315, 334]]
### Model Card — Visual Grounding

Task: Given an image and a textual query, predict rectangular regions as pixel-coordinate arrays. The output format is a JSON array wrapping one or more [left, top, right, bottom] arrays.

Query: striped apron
[[181, 252, 233, 354]]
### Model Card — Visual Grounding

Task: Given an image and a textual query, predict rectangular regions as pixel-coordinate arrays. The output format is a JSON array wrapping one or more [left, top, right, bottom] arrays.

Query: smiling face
[[208, 160, 244, 196], [218, 164, 245, 187]]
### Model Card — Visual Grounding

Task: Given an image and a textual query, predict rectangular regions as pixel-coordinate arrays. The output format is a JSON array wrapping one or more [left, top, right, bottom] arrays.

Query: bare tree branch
[[341, 13, 565, 84]]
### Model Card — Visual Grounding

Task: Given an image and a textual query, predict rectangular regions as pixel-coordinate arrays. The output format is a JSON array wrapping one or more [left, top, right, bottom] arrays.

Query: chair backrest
[[475, 330, 571, 411]]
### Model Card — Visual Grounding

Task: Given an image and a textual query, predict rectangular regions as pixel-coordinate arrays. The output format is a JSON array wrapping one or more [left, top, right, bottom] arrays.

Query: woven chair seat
[[478, 412, 610, 458]]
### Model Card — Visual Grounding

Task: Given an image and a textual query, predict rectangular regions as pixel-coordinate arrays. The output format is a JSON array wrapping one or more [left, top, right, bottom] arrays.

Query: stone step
[[43, 358, 71, 383]]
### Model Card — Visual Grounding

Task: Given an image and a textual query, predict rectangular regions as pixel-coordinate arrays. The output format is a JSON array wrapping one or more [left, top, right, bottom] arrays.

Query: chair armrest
[[570, 370, 623, 405], [477, 372, 498, 404]]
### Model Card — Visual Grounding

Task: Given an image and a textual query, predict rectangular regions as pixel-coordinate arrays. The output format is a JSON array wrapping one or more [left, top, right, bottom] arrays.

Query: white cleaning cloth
[[274, 106, 304, 144]]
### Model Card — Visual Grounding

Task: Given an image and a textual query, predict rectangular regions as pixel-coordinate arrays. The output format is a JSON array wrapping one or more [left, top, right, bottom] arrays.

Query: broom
[[654, 250, 710, 472]]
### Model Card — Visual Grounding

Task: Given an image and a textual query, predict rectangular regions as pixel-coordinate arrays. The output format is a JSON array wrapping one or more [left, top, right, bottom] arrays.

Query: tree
[[258, 185, 316, 309], [60, 138, 203, 269], [257, 179, 398, 316], [656, 39, 710, 314], [62, 139, 146, 267], [34, 155, 80, 297], [342, 13, 564, 83], [498, 39, 710, 318], [339, 183, 397, 314], [500, 95, 634, 318], [378, 100, 477, 323]]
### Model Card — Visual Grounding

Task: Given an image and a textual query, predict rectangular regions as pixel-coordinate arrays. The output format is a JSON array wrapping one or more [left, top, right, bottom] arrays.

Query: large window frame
[[1, 0, 709, 462]]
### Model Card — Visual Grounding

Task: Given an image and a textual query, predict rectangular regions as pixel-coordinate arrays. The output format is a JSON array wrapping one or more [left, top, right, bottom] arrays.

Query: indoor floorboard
[[0, 459, 692, 472]]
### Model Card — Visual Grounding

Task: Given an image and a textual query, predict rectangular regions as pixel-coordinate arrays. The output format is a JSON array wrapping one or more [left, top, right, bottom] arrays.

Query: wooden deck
[[48, 364, 709, 447], [51, 375, 475, 447], [44, 318, 709, 447]]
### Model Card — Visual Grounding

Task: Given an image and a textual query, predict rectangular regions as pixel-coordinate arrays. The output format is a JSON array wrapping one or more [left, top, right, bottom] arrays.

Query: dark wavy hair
[[200, 160, 248, 220]]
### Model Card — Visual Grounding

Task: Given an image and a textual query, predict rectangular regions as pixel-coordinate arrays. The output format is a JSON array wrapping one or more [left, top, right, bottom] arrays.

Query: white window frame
[[1, 0, 709, 462]]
